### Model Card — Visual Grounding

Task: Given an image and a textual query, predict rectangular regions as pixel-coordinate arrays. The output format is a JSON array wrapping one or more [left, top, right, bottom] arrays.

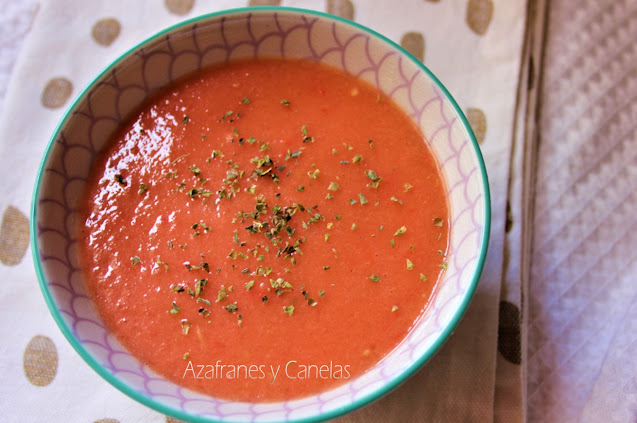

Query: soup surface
[[80, 59, 449, 402]]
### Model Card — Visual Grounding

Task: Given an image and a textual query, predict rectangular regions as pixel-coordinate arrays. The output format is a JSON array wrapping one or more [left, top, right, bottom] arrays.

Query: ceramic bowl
[[31, 7, 490, 423]]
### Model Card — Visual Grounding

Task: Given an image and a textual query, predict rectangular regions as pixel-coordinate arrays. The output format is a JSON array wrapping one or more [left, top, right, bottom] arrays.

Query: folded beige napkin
[[0, 1, 527, 421]]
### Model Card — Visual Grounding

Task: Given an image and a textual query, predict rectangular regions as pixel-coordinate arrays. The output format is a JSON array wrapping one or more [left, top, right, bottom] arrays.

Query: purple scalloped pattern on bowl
[[35, 10, 485, 422]]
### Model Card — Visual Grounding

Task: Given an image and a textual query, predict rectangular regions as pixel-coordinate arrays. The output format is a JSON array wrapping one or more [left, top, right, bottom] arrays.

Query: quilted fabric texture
[[528, 0, 637, 421]]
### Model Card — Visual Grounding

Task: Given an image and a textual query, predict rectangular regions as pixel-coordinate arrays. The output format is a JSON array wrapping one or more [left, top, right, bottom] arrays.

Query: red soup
[[80, 58, 449, 402]]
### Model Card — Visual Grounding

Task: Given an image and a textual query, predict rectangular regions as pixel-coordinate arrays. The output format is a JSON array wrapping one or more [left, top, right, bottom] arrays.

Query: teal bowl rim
[[31, 6, 491, 423]]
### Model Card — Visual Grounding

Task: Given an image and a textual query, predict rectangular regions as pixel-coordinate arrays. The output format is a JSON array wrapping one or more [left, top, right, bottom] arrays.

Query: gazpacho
[[80, 58, 449, 402]]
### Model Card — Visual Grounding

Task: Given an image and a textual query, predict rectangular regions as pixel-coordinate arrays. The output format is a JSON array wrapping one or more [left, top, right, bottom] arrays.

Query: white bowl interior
[[34, 9, 487, 422]]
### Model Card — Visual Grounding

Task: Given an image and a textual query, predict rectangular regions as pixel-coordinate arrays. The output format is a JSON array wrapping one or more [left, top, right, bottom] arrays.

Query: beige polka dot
[[0, 205, 29, 266], [400, 32, 425, 62], [94, 420, 119, 423], [498, 301, 521, 364], [166, 417, 186, 423], [506, 200, 513, 233], [466, 0, 493, 35], [165, 0, 195, 15], [326, 0, 354, 20], [41, 78, 73, 109], [23, 335, 58, 387], [92, 18, 121, 47], [466, 107, 487, 143], [248, 0, 281, 5]]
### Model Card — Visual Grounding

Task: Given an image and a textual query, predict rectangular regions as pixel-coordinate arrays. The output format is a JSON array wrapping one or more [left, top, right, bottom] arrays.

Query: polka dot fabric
[[92, 18, 121, 46], [23, 335, 58, 387], [0, 1, 526, 422], [41, 77, 73, 109], [0, 206, 29, 266]]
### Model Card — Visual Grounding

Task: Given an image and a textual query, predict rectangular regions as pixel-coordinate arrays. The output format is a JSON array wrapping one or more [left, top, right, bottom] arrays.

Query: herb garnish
[[283, 305, 295, 315], [270, 278, 293, 295], [217, 287, 227, 302], [307, 169, 320, 179], [156, 257, 169, 272], [301, 125, 313, 143], [365, 169, 382, 189], [187, 188, 213, 198], [194, 279, 207, 297], [369, 274, 381, 282], [406, 259, 414, 270], [197, 298, 211, 306], [171, 284, 185, 293], [285, 150, 302, 160], [394, 226, 407, 236]]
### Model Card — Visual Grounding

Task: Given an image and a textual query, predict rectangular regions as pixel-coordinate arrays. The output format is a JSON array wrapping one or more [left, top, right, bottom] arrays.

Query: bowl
[[31, 6, 490, 423]]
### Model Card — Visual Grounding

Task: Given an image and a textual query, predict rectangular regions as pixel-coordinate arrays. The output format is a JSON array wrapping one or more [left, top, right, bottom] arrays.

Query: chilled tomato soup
[[80, 59, 449, 402]]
